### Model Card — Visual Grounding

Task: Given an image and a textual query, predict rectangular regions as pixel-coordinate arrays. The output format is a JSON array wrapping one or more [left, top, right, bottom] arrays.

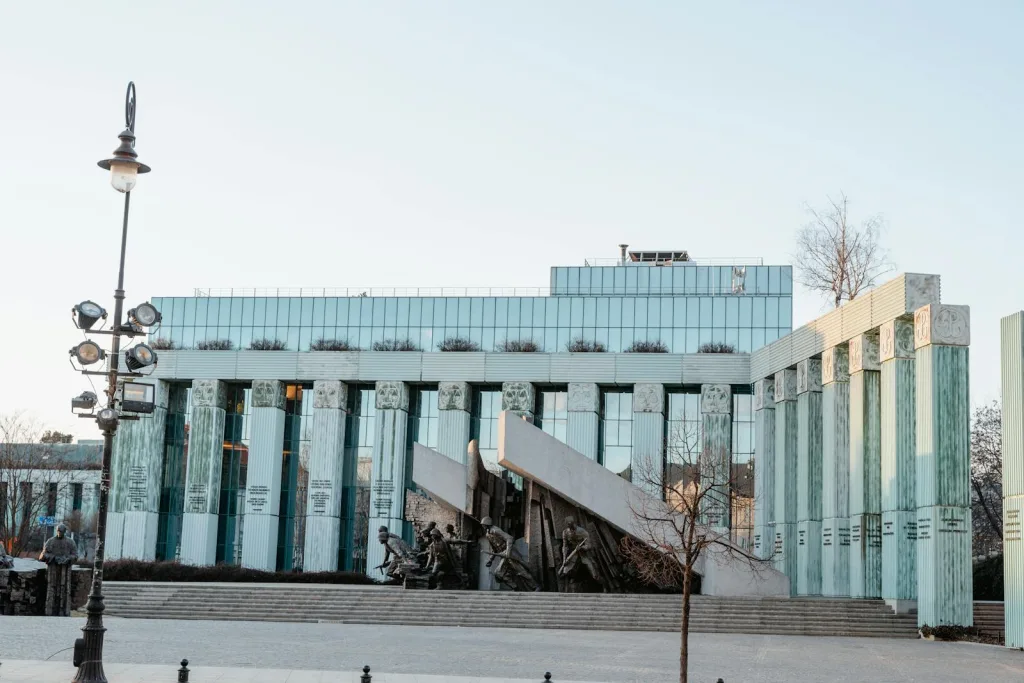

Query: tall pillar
[[880, 319, 918, 611], [915, 304, 972, 627], [821, 346, 851, 596], [567, 382, 599, 460], [753, 378, 775, 560], [796, 359, 823, 596], [700, 384, 732, 531], [241, 380, 287, 570], [366, 381, 410, 576], [774, 368, 798, 590], [438, 382, 472, 463], [632, 383, 666, 490], [180, 380, 227, 566], [1000, 311, 1024, 648], [303, 380, 348, 573], [850, 332, 882, 598]]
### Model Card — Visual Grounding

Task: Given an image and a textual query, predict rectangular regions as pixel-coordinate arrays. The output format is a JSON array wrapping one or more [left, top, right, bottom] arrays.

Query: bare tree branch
[[970, 401, 1002, 555]]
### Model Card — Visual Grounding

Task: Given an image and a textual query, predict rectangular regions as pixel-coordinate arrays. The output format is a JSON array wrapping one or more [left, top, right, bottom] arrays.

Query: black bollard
[[544, 674, 552, 682], [717, 679, 724, 683], [360, 665, 372, 683], [177, 659, 190, 683]]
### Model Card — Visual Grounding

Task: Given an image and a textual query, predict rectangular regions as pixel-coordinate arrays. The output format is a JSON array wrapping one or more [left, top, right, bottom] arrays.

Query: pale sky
[[1, 2, 1020, 440]]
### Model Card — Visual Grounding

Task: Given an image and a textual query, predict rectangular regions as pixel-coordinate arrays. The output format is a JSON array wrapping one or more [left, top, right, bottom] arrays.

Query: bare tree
[[971, 401, 1002, 555], [40, 431, 74, 444], [620, 424, 772, 683], [0, 414, 76, 557], [794, 193, 893, 308]]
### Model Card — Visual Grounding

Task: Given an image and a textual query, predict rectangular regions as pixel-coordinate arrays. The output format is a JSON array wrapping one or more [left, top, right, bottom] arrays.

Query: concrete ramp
[[497, 411, 789, 597], [412, 442, 472, 513]]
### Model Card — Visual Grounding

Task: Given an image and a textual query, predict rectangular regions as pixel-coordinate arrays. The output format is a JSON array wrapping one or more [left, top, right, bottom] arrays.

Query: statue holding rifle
[[374, 525, 416, 581], [558, 516, 601, 592], [480, 516, 539, 592]]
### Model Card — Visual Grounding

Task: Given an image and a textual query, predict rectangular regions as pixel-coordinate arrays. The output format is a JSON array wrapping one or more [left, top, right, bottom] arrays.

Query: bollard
[[177, 659, 190, 682], [543, 674, 552, 682], [360, 665, 372, 682], [717, 679, 724, 683]]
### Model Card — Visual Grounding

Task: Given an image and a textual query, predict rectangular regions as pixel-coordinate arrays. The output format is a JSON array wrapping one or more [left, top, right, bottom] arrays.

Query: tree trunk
[[680, 565, 692, 683]]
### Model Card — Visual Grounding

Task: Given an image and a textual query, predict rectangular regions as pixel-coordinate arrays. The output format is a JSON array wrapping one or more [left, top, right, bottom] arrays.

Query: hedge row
[[91, 559, 377, 585]]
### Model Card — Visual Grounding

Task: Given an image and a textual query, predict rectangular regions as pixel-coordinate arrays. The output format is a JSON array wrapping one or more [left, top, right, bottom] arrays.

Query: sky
[[0, 2, 1021, 440]]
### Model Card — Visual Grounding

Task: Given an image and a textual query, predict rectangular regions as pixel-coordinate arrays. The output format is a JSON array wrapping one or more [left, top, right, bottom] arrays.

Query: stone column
[[437, 382, 472, 464], [567, 382, 600, 460], [1000, 311, 1024, 648], [915, 304, 972, 627], [753, 379, 776, 560], [241, 380, 287, 571], [880, 319, 918, 612], [180, 380, 227, 566], [366, 381, 410, 576], [632, 383, 666, 490], [303, 380, 348, 573], [502, 381, 536, 422], [774, 368, 798, 590], [796, 359, 823, 596], [821, 346, 851, 596], [699, 384, 732, 531], [849, 332, 882, 598]]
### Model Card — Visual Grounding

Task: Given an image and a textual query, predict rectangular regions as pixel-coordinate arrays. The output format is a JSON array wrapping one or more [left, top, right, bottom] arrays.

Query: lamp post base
[[72, 588, 108, 683]]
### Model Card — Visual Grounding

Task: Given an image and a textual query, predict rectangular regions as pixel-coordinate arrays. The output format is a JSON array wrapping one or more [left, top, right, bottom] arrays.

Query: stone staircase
[[973, 602, 1005, 641], [101, 582, 920, 638]]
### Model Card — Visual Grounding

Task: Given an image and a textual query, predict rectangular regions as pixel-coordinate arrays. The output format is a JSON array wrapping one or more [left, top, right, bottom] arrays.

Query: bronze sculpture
[[559, 516, 601, 592], [481, 516, 539, 592], [38, 523, 79, 616], [375, 525, 416, 581]]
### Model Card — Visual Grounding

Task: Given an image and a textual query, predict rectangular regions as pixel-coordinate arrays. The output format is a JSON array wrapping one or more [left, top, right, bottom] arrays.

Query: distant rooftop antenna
[[619, 244, 629, 266]]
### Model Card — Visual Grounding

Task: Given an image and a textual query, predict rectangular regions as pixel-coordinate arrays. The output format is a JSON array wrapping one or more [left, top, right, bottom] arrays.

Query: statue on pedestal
[[481, 517, 539, 592], [558, 516, 601, 592], [38, 523, 79, 616], [375, 525, 415, 581]]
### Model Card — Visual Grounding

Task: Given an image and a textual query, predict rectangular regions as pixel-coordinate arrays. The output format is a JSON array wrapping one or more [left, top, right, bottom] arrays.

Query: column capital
[[633, 383, 665, 414], [313, 380, 348, 410], [822, 346, 849, 384], [700, 384, 732, 414], [879, 319, 915, 361], [849, 333, 880, 373], [754, 378, 775, 410], [251, 380, 287, 409], [375, 381, 410, 410], [567, 382, 599, 413], [914, 304, 970, 348], [191, 379, 227, 409], [775, 368, 797, 402], [501, 381, 535, 413], [797, 359, 822, 393], [438, 382, 472, 411]]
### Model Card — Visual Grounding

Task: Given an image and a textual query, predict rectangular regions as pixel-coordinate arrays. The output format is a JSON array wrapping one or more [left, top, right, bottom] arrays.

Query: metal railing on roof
[[582, 257, 765, 267], [193, 287, 553, 298]]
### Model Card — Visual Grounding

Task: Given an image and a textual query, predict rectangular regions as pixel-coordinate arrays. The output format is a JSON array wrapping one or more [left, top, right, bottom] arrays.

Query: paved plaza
[[3, 617, 1023, 682]]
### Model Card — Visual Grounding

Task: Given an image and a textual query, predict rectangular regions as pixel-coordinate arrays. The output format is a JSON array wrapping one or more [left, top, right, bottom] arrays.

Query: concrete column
[[366, 381, 410, 576], [753, 378, 775, 560], [699, 384, 732, 531], [180, 380, 227, 566], [849, 332, 882, 598], [632, 383, 666, 490], [821, 345, 851, 596], [567, 382, 600, 460], [915, 304, 972, 627], [773, 368, 798, 590], [1000, 311, 1024, 648], [303, 380, 348, 573], [109, 380, 170, 561], [796, 359, 823, 596], [880, 319, 918, 612], [437, 382, 472, 464], [241, 380, 287, 570]]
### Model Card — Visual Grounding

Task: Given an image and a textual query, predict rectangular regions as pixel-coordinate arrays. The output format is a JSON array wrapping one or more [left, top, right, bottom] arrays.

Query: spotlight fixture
[[127, 302, 161, 328], [124, 343, 157, 371], [72, 391, 98, 412], [121, 382, 156, 414], [73, 301, 107, 330], [96, 408, 119, 431], [71, 340, 106, 366]]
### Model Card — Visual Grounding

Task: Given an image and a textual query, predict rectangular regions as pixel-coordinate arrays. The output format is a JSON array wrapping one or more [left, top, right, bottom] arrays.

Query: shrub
[[248, 338, 287, 351], [96, 559, 376, 585], [973, 553, 1003, 601], [149, 338, 178, 350], [310, 338, 357, 351], [625, 340, 669, 353], [698, 341, 736, 353], [919, 624, 990, 643], [437, 337, 481, 352], [195, 339, 234, 351], [372, 338, 421, 352], [497, 339, 540, 352], [565, 338, 606, 352]]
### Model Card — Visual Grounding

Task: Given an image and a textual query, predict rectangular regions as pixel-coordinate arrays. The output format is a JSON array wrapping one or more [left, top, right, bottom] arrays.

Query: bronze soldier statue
[[416, 522, 438, 568], [374, 525, 415, 581], [480, 516, 539, 592], [559, 515, 601, 592], [426, 528, 459, 589], [38, 523, 79, 616]]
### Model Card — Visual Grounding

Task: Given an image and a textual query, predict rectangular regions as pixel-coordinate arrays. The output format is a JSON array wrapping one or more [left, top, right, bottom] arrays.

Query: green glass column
[[915, 304, 972, 627], [774, 368, 798, 591], [821, 346, 851, 596], [850, 332, 882, 598], [1001, 311, 1024, 648], [700, 384, 732, 533], [753, 378, 776, 560], [796, 359, 823, 596], [880, 319, 917, 612]]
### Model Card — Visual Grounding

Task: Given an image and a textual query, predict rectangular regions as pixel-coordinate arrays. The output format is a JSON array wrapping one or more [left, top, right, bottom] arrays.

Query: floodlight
[[73, 301, 107, 330], [96, 408, 119, 431], [121, 383, 155, 414], [72, 391, 98, 411], [71, 340, 106, 366], [124, 343, 157, 371], [127, 302, 161, 328]]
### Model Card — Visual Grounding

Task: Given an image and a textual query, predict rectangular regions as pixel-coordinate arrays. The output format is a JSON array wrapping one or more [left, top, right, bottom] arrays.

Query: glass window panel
[[633, 298, 647, 327], [192, 298, 206, 326], [384, 298, 397, 326], [752, 297, 766, 326], [660, 298, 672, 328], [638, 267, 650, 294], [533, 298, 545, 327], [614, 267, 626, 294], [781, 267, 793, 295], [299, 327, 312, 350], [672, 329, 685, 352], [443, 298, 456, 327], [494, 298, 507, 326], [568, 268, 580, 294], [396, 297, 410, 327], [696, 267, 708, 294], [648, 298, 661, 327], [780, 297, 792, 329], [428, 298, 442, 326], [766, 328, 779, 344], [756, 267, 769, 294], [355, 298, 369, 326], [606, 328, 621, 352], [520, 298, 533, 327], [684, 267, 696, 293], [405, 298, 420, 327], [596, 298, 609, 326], [544, 298, 557, 326], [739, 297, 752, 327], [686, 329, 698, 353], [713, 298, 725, 327], [673, 298, 686, 327], [752, 328, 765, 350], [507, 298, 519, 327], [739, 328, 752, 353], [603, 267, 615, 294], [459, 298, 471, 326], [721, 266, 732, 294], [298, 298, 312, 326], [699, 328, 711, 346], [205, 298, 219, 326], [769, 266, 781, 294], [766, 297, 779, 327], [324, 299, 336, 326], [609, 298, 622, 327], [371, 299, 385, 327], [685, 297, 699, 326], [286, 299, 299, 326], [554, 299, 568, 326], [287, 327, 299, 350], [625, 268, 638, 294], [699, 297, 713, 326], [583, 297, 596, 327], [648, 268, 661, 294], [726, 297, 739, 327], [590, 268, 602, 294], [555, 268, 567, 293], [346, 298, 359, 327], [620, 298, 634, 327], [725, 328, 739, 350], [480, 298, 493, 326]]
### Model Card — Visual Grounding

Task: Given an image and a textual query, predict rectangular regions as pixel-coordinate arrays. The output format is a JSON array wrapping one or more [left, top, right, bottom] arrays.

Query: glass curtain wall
[[599, 390, 633, 480], [536, 390, 568, 444], [156, 384, 191, 561], [407, 387, 439, 542], [470, 387, 503, 472], [341, 386, 375, 573], [731, 392, 755, 549], [278, 384, 311, 571], [217, 385, 251, 565], [665, 391, 702, 504]]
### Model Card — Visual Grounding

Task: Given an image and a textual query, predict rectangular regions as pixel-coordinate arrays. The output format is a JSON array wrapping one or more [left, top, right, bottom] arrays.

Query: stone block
[[914, 304, 970, 349], [821, 517, 850, 597], [850, 513, 882, 598], [881, 510, 917, 602], [797, 520, 822, 595], [916, 505, 972, 627]]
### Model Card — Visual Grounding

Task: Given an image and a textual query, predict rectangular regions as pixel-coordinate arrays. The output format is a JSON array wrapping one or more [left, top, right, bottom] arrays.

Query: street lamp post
[[71, 82, 154, 683]]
